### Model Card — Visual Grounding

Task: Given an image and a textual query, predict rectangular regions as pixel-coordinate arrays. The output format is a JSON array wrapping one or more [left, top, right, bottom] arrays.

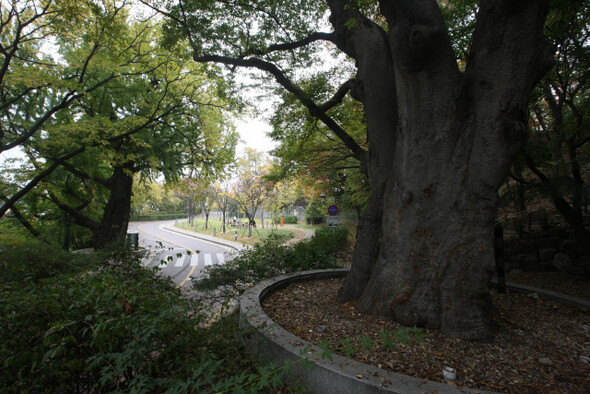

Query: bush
[[197, 227, 349, 294], [313, 225, 349, 247], [305, 215, 325, 225], [129, 213, 186, 221], [0, 243, 280, 393], [272, 215, 298, 224]]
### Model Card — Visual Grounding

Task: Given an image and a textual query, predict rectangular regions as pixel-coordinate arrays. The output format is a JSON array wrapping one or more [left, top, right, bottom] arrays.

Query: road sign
[[327, 216, 339, 227], [328, 204, 339, 216]]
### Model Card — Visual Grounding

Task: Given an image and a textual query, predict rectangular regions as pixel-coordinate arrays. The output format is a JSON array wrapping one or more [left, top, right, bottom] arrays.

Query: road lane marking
[[175, 255, 185, 267], [190, 254, 199, 266], [136, 222, 232, 289], [216, 253, 225, 264], [137, 223, 199, 288], [177, 266, 195, 288], [204, 254, 213, 266]]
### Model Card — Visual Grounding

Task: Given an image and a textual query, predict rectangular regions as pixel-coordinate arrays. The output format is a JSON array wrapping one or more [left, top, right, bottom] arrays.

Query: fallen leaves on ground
[[262, 275, 590, 394]]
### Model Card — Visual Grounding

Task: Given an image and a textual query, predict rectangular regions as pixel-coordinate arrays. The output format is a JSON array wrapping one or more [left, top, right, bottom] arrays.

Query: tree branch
[[319, 79, 354, 111], [194, 54, 367, 166], [47, 191, 100, 231], [248, 32, 336, 56], [0, 191, 41, 237], [59, 161, 111, 187]]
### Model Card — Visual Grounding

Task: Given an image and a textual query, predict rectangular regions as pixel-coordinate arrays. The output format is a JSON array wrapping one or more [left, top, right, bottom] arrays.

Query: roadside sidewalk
[[281, 224, 315, 245], [163, 221, 247, 252]]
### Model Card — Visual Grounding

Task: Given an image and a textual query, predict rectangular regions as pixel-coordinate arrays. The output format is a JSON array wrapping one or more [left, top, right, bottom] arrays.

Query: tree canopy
[[152, 0, 555, 341], [1, 0, 238, 247]]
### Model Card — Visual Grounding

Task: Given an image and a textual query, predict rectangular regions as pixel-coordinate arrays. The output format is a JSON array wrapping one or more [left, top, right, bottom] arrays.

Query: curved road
[[127, 220, 237, 289]]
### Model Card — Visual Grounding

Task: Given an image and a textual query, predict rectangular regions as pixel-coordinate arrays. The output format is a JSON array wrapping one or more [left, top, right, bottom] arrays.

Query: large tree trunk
[[93, 163, 134, 249], [334, 0, 553, 341]]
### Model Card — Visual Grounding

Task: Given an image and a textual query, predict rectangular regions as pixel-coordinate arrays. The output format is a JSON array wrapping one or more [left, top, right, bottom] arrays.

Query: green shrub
[[305, 215, 325, 225], [272, 215, 298, 224], [258, 230, 293, 243], [0, 244, 280, 393], [197, 227, 348, 294], [0, 238, 96, 283], [129, 213, 186, 221], [285, 215, 298, 224]]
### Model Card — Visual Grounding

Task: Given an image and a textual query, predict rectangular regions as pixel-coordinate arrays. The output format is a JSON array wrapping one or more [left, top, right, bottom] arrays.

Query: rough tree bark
[[93, 163, 135, 249], [331, 0, 554, 341]]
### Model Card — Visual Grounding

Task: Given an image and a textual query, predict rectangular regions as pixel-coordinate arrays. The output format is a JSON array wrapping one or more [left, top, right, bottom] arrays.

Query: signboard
[[328, 204, 339, 216], [327, 216, 339, 227]]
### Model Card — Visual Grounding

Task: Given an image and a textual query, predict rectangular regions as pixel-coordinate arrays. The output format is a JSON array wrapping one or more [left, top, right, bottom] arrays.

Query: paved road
[[127, 220, 237, 289]]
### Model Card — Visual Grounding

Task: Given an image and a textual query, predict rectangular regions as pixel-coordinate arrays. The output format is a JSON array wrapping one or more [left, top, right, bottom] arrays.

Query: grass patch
[[176, 218, 294, 245]]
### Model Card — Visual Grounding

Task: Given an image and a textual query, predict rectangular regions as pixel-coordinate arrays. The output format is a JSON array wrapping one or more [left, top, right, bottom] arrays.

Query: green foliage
[[197, 227, 348, 293], [130, 213, 187, 221], [306, 216, 325, 225], [0, 238, 96, 284], [1, 0, 238, 247], [378, 326, 427, 352], [439, 0, 478, 67], [0, 243, 280, 393], [299, 327, 428, 367], [305, 200, 326, 224], [273, 215, 298, 224]]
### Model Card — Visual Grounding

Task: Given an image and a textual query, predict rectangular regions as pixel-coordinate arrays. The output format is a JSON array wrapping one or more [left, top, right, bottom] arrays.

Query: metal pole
[[494, 225, 506, 293]]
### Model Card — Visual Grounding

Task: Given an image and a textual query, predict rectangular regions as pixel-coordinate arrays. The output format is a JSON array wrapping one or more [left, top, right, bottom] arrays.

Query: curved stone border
[[240, 269, 490, 394]]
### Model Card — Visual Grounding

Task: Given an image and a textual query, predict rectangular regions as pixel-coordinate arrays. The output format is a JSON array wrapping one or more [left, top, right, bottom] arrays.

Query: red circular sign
[[328, 205, 339, 216]]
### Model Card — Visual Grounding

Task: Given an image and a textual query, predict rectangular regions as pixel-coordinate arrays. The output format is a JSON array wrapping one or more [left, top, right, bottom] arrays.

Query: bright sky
[[231, 75, 278, 156], [235, 116, 276, 156]]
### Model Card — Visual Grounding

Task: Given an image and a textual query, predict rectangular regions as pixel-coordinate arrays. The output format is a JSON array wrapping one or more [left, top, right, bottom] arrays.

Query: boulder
[[560, 240, 583, 259], [553, 253, 588, 276]]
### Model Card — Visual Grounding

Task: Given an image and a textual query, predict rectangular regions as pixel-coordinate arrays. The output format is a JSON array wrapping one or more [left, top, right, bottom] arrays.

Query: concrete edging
[[239, 269, 489, 394]]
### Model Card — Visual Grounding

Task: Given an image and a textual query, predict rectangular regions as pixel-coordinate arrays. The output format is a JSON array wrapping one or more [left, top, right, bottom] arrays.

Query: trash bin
[[127, 232, 139, 249]]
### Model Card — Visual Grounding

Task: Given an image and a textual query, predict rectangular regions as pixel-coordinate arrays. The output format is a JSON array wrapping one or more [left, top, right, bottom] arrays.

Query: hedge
[[272, 215, 298, 224], [130, 213, 186, 221]]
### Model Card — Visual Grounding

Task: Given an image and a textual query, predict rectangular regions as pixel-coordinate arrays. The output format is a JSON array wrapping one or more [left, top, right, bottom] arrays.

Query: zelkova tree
[[158, 0, 554, 340]]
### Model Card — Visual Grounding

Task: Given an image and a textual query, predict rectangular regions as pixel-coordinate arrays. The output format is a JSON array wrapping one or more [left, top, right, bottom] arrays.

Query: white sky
[[235, 116, 276, 156]]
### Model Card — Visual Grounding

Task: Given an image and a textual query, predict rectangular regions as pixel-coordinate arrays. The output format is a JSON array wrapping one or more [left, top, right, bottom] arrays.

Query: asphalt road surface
[[127, 220, 236, 289]]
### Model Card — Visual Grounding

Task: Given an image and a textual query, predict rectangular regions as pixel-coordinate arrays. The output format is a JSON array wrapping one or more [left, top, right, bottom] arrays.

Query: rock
[[553, 253, 588, 276], [316, 325, 328, 334], [560, 240, 583, 259], [538, 248, 557, 262], [538, 357, 553, 366]]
